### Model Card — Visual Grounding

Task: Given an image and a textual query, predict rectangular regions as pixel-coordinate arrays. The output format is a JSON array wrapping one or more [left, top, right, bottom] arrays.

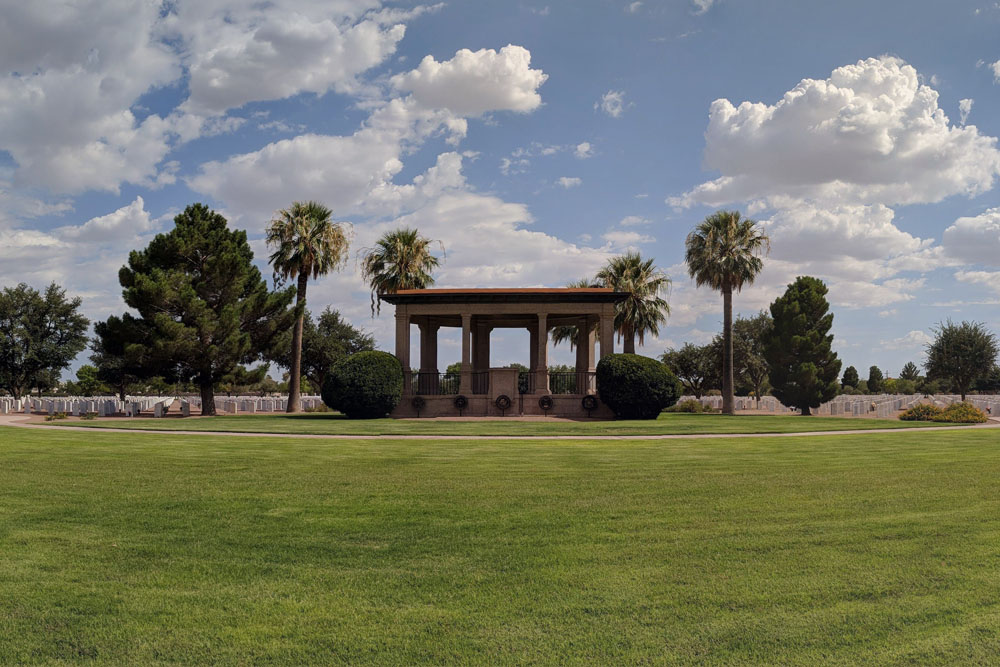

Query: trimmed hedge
[[899, 403, 941, 421], [666, 398, 715, 414], [596, 353, 682, 420], [321, 350, 403, 419]]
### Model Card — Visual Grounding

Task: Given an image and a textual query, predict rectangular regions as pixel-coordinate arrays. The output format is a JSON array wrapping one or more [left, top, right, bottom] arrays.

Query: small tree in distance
[[660, 343, 715, 398], [764, 276, 842, 415], [868, 366, 884, 394], [842, 366, 859, 389], [899, 362, 920, 382], [925, 320, 998, 401]]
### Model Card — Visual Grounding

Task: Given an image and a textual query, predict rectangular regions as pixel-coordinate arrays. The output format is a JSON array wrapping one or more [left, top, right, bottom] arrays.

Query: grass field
[[3, 426, 1000, 664], [45, 411, 953, 436]]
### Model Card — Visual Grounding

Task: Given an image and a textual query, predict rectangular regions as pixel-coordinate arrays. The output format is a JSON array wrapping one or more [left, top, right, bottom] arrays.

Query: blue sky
[[2, 0, 999, 379]]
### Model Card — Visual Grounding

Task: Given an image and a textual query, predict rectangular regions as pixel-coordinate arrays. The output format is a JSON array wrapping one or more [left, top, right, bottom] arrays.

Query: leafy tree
[[33, 368, 62, 397], [867, 366, 884, 394], [685, 210, 769, 415], [268, 307, 375, 392], [925, 320, 998, 401], [973, 365, 1000, 393], [596, 252, 670, 354], [0, 283, 89, 400], [91, 314, 155, 401], [764, 276, 842, 415], [661, 343, 715, 398], [360, 227, 442, 315], [73, 365, 107, 396], [118, 203, 295, 415], [899, 361, 920, 382], [266, 201, 350, 413], [734, 312, 772, 405], [842, 365, 859, 389]]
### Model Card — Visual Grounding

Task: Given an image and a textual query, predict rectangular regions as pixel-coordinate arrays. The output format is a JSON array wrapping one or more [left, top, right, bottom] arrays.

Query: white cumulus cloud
[[943, 208, 1000, 267], [670, 56, 1000, 208], [557, 177, 582, 188], [595, 90, 627, 118], [391, 45, 547, 116]]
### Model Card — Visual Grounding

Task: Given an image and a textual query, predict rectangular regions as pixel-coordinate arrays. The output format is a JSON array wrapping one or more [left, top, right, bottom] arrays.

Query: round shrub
[[321, 350, 403, 419], [899, 403, 942, 421], [596, 353, 682, 420], [936, 402, 988, 424]]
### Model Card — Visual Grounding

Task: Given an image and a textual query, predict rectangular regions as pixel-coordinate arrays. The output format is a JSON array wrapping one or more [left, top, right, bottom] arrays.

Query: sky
[[2, 0, 999, 379]]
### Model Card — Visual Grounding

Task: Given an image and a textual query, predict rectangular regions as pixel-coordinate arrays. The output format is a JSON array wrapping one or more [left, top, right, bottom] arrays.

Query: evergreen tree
[[764, 276, 842, 415], [925, 320, 998, 401], [899, 361, 920, 382], [868, 366, 884, 394], [91, 314, 154, 401], [842, 365, 859, 389], [117, 203, 295, 415], [0, 283, 89, 400]]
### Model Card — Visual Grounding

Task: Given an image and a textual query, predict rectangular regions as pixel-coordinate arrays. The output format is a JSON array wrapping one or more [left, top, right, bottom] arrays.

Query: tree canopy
[[0, 283, 89, 400], [842, 366, 860, 389], [925, 320, 998, 401], [360, 227, 441, 315], [596, 252, 670, 354], [764, 276, 841, 415], [117, 203, 294, 414], [661, 343, 715, 398], [867, 366, 884, 394]]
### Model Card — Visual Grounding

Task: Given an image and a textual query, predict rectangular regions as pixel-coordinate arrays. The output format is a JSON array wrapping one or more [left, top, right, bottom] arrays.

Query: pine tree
[[118, 204, 295, 415], [867, 366, 884, 394], [764, 276, 842, 415], [899, 361, 920, 382], [842, 365, 859, 389]]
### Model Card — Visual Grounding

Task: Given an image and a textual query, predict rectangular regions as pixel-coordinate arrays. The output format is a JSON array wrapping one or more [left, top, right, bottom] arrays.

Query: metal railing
[[549, 372, 596, 395], [412, 372, 459, 395], [471, 371, 489, 395]]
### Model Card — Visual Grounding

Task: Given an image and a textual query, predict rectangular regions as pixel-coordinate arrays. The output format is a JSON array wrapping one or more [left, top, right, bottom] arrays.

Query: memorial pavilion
[[381, 287, 628, 418]]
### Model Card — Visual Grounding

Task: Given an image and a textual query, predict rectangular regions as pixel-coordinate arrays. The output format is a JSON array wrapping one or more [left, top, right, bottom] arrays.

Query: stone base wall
[[391, 393, 614, 419]]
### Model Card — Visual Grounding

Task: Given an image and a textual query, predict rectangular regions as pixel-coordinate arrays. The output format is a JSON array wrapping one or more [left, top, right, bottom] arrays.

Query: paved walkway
[[2, 414, 998, 441]]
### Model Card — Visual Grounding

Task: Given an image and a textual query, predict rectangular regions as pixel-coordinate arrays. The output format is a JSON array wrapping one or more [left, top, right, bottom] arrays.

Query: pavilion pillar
[[599, 304, 615, 360], [529, 325, 538, 372], [575, 316, 590, 394], [419, 321, 439, 394], [535, 313, 549, 394], [473, 321, 491, 371], [460, 313, 472, 395], [395, 308, 411, 393]]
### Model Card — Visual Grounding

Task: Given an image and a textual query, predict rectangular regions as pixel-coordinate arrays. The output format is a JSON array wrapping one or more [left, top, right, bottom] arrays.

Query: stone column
[[459, 313, 472, 394], [599, 304, 615, 360], [535, 313, 549, 394], [528, 324, 538, 372], [575, 316, 590, 394], [395, 308, 411, 393], [418, 321, 439, 394]]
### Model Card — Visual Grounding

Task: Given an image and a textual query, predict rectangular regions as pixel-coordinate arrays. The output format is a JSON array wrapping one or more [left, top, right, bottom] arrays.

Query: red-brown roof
[[380, 287, 627, 305]]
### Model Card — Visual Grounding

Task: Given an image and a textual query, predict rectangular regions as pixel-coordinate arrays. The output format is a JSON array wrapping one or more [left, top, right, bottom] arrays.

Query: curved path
[[2, 414, 999, 440]]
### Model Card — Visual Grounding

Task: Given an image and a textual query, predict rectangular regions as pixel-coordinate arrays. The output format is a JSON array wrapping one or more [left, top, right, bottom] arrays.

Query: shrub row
[[899, 402, 988, 424]]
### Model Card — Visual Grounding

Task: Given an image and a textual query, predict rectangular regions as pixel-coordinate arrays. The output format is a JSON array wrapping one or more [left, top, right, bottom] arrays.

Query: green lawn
[[47, 411, 953, 436], [3, 427, 1000, 664]]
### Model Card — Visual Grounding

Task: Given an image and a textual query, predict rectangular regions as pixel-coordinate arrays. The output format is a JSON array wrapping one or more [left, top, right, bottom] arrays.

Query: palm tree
[[684, 210, 769, 415], [266, 201, 350, 413], [595, 252, 671, 354], [360, 227, 442, 315], [551, 278, 601, 349]]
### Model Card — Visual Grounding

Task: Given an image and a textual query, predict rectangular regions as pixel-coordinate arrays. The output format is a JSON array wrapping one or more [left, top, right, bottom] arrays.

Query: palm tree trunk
[[623, 325, 636, 354], [722, 283, 734, 415], [286, 273, 309, 413]]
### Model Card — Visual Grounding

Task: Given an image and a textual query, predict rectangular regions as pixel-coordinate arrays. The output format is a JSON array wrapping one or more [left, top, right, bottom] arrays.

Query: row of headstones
[[965, 396, 999, 417], [680, 394, 927, 416], [679, 395, 798, 412], [0, 396, 173, 417], [817, 394, 923, 418], [183, 395, 324, 414]]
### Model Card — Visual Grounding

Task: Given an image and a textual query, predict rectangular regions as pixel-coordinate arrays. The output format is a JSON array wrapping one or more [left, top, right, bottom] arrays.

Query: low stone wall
[[391, 393, 614, 419]]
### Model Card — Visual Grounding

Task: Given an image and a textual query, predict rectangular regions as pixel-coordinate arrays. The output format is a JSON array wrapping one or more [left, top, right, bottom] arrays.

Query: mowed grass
[[48, 411, 952, 436], [3, 428, 1000, 664]]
